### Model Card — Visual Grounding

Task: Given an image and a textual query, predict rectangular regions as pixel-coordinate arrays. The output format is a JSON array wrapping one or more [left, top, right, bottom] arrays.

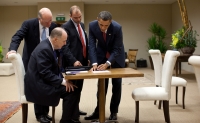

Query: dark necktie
[[103, 32, 110, 59], [77, 24, 86, 58]]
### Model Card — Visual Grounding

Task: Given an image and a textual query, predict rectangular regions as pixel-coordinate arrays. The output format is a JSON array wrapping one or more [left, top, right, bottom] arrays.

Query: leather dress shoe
[[79, 110, 87, 115], [109, 113, 117, 120], [37, 115, 50, 123], [71, 119, 81, 123], [45, 115, 52, 121], [84, 112, 99, 120]]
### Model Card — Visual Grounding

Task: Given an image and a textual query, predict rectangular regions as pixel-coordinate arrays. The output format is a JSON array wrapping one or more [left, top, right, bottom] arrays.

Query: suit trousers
[[34, 104, 49, 118], [60, 85, 80, 120], [94, 77, 122, 114]]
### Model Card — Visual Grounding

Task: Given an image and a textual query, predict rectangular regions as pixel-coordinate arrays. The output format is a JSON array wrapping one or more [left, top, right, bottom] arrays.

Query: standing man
[[6, 8, 57, 123], [61, 5, 88, 116], [25, 27, 81, 123], [84, 11, 125, 121]]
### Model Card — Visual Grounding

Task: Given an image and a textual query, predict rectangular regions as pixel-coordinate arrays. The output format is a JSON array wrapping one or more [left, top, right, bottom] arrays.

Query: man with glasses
[[6, 8, 57, 123]]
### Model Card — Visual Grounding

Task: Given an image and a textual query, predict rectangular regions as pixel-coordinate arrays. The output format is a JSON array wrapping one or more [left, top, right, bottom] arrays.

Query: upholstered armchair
[[132, 50, 180, 123], [149, 49, 187, 109], [8, 53, 55, 123], [188, 56, 200, 94]]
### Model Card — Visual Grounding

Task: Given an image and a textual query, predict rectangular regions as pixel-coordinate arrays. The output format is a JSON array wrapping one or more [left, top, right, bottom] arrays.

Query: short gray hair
[[98, 11, 112, 21], [50, 27, 65, 38]]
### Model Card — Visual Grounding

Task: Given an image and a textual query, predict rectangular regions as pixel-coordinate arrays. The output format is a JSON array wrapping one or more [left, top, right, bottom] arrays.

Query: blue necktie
[[41, 27, 46, 41]]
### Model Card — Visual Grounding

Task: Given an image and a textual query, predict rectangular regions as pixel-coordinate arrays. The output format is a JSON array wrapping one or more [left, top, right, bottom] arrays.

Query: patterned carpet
[[0, 101, 21, 123]]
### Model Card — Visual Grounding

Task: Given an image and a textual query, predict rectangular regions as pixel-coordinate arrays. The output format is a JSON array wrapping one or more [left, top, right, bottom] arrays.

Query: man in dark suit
[[61, 5, 88, 116], [25, 27, 81, 123], [6, 8, 57, 123], [84, 11, 125, 121]]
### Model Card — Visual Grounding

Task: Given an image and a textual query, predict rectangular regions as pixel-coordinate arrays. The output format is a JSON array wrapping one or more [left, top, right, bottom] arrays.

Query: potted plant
[[147, 22, 168, 69], [0, 41, 4, 63], [171, 26, 199, 54]]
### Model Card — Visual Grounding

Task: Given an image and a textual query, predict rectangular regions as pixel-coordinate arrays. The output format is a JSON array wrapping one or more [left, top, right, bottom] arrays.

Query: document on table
[[92, 70, 110, 73]]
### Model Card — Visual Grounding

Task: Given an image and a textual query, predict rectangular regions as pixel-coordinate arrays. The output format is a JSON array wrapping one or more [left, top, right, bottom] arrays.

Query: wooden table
[[64, 68, 144, 123], [175, 54, 192, 76]]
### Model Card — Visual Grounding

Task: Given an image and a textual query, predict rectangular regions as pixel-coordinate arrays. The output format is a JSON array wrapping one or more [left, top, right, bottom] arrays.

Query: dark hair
[[70, 5, 81, 15], [98, 11, 112, 21], [50, 27, 64, 38]]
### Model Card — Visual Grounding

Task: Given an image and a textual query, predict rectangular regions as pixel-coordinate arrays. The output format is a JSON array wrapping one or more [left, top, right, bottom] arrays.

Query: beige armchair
[[8, 53, 55, 123]]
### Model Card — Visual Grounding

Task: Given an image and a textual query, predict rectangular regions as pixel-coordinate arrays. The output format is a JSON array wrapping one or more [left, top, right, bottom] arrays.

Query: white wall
[[0, 1, 199, 72]]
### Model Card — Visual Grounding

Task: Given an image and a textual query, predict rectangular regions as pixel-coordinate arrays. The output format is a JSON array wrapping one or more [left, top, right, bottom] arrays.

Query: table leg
[[99, 78, 105, 123]]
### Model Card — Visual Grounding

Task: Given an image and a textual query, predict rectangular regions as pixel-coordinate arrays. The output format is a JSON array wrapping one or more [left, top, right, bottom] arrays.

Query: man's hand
[[90, 65, 98, 71], [88, 60, 90, 66], [65, 80, 77, 92], [6, 51, 16, 59], [74, 61, 82, 66], [97, 63, 108, 71]]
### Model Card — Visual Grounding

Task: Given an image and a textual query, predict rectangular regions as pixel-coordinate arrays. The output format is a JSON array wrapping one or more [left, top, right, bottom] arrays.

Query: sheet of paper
[[92, 70, 110, 73]]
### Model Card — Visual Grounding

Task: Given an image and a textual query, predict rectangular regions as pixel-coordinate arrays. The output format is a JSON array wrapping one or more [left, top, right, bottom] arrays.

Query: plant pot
[[180, 47, 195, 54]]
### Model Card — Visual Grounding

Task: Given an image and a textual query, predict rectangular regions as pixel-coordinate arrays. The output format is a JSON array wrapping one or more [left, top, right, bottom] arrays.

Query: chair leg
[[52, 106, 56, 123], [154, 85, 159, 105], [22, 103, 28, 123], [158, 100, 162, 109], [135, 101, 139, 123], [182, 87, 186, 109], [163, 100, 170, 123], [176, 86, 178, 104]]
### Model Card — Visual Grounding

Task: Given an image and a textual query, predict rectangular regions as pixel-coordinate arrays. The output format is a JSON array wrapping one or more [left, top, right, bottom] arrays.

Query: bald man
[[25, 27, 80, 123], [7, 8, 57, 123]]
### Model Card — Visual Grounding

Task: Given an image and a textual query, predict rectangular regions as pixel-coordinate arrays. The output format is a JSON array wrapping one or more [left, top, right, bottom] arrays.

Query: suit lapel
[[69, 19, 81, 42], [106, 23, 113, 45], [33, 19, 40, 45]]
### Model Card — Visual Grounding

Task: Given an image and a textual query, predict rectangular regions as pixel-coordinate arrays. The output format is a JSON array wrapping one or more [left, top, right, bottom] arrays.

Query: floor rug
[[0, 101, 21, 123]]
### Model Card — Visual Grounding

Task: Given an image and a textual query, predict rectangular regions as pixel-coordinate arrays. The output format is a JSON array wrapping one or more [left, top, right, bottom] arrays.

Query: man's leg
[[109, 78, 122, 120], [34, 104, 50, 122], [84, 78, 109, 120], [60, 85, 80, 122]]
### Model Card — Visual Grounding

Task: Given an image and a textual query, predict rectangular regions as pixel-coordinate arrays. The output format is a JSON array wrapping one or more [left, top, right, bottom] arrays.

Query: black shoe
[[60, 119, 71, 123], [79, 110, 87, 115], [45, 115, 52, 121], [71, 119, 81, 123], [37, 115, 50, 123], [84, 112, 99, 120], [109, 113, 117, 120]]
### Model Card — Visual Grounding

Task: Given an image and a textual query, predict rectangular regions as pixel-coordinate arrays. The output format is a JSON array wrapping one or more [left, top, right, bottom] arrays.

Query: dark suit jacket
[[25, 39, 63, 106], [9, 18, 57, 71], [89, 20, 125, 68], [61, 19, 88, 68]]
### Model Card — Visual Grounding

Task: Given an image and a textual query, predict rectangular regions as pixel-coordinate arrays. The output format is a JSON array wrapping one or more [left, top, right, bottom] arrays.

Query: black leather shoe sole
[[45, 115, 52, 121], [79, 110, 87, 115], [37, 115, 50, 123], [84, 114, 99, 120]]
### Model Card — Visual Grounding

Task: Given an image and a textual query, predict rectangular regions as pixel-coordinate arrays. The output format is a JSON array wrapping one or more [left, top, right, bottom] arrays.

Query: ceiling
[[0, 0, 177, 6]]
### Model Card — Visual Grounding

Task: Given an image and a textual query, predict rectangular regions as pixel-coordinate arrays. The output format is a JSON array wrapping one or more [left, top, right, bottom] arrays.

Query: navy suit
[[89, 20, 125, 114], [8, 18, 57, 118], [25, 39, 80, 120], [9, 18, 57, 71]]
